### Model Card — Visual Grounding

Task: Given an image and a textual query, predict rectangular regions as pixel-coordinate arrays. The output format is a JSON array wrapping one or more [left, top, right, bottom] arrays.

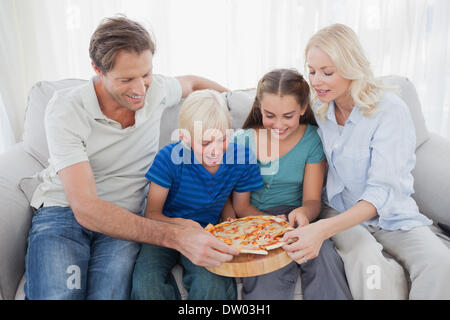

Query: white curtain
[[0, 93, 15, 153], [1, 0, 449, 152]]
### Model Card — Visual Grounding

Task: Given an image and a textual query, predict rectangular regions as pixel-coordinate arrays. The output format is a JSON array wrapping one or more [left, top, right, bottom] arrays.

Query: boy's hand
[[287, 208, 310, 228]]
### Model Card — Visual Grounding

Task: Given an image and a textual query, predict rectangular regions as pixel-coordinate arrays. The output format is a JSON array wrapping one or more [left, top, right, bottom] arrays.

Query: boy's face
[[184, 128, 230, 170]]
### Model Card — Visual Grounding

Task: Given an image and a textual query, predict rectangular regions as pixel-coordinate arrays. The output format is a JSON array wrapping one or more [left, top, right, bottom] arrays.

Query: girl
[[233, 68, 352, 300]]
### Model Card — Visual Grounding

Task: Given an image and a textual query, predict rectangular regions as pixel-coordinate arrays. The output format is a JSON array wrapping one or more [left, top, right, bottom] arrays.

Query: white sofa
[[0, 75, 449, 300]]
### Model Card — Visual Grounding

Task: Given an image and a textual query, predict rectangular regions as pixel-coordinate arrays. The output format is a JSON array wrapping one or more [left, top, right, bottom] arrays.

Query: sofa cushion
[[0, 143, 44, 300], [412, 133, 450, 225], [380, 75, 430, 149], [223, 90, 255, 129], [22, 79, 88, 167]]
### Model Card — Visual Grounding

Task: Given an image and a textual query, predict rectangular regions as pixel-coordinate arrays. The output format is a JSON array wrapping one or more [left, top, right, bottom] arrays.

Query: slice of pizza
[[205, 215, 294, 255]]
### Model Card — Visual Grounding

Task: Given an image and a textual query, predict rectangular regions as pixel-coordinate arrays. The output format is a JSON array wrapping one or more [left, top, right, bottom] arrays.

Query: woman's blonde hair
[[178, 89, 231, 142], [305, 23, 384, 119]]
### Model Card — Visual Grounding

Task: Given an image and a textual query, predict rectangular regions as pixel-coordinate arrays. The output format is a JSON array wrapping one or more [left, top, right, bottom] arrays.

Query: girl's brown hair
[[242, 69, 316, 129]]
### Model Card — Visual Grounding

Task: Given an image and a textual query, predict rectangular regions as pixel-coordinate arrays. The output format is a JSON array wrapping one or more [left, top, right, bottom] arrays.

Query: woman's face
[[260, 93, 304, 141], [306, 46, 352, 108]]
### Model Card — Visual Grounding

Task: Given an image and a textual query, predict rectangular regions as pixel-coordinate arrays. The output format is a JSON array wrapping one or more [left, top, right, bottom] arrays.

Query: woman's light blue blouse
[[314, 91, 432, 231]]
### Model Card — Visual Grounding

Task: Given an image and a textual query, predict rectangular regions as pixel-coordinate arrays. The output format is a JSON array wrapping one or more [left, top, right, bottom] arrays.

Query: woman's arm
[[146, 182, 203, 229], [282, 201, 377, 263], [287, 160, 326, 227], [282, 158, 377, 263]]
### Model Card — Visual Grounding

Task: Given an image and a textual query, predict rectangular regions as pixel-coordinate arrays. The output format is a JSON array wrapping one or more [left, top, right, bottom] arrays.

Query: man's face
[[97, 49, 153, 112]]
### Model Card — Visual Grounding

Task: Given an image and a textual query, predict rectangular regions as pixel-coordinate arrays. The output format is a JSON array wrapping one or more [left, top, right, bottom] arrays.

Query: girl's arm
[[146, 182, 202, 229], [231, 191, 266, 218], [287, 160, 326, 227]]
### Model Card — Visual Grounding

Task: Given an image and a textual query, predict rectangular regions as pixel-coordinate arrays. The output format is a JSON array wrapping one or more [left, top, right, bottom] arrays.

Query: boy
[[131, 90, 265, 300]]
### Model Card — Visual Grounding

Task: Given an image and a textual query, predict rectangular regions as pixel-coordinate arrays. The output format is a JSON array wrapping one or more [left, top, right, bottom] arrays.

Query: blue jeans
[[24, 206, 140, 300], [131, 244, 237, 300]]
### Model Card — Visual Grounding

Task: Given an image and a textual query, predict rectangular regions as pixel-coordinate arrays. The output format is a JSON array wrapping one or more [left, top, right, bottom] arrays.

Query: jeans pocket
[[29, 206, 76, 236]]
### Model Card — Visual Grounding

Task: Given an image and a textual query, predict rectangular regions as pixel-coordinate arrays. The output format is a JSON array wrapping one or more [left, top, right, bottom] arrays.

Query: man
[[25, 16, 238, 299]]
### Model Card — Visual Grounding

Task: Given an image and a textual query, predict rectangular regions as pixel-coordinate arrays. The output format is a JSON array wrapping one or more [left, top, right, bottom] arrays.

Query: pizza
[[205, 215, 294, 255]]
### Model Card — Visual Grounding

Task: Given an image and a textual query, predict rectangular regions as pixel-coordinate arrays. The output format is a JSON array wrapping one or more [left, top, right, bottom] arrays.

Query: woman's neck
[[334, 94, 354, 125]]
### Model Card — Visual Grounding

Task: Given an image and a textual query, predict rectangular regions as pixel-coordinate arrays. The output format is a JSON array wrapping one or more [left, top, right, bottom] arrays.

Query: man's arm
[[176, 75, 229, 98], [58, 161, 238, 266]]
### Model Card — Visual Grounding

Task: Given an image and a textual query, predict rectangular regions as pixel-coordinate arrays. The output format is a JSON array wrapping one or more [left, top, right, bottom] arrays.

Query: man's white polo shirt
[[30, 74, 182, 214]]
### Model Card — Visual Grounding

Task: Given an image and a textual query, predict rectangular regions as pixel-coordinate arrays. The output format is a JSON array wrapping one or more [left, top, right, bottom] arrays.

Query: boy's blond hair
[[178, 89, 231, 141]]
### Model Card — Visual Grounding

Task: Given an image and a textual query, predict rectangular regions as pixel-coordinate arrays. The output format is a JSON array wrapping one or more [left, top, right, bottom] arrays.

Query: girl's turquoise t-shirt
[[233, 125, 325, 210]]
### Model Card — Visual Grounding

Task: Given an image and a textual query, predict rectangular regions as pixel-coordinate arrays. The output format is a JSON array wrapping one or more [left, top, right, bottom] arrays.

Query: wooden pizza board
[[206, 247, 293, 277]]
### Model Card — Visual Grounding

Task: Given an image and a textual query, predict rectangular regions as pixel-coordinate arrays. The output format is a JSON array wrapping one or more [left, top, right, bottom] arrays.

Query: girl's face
[[260, 93, 304, 141], [306, 46, 352, 108]]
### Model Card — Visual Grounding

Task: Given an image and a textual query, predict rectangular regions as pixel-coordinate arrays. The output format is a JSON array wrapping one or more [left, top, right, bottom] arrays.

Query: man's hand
[[175, 226, 239, 267], [176, 75, 229, 98]]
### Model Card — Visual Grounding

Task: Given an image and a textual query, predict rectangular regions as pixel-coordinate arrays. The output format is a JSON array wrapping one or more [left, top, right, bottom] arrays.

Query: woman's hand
[[281, 220, 328, 264], [287, 207, 310, 228]]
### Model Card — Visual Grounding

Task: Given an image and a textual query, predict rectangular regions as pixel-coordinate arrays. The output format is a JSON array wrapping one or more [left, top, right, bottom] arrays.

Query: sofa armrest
[[412, 133, 450, 225], [0, 143, 44, 300]]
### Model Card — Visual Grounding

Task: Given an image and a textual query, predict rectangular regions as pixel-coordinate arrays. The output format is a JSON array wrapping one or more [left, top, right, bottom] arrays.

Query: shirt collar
[[82, 77, 107, 121], [81, 76, 167, 130]]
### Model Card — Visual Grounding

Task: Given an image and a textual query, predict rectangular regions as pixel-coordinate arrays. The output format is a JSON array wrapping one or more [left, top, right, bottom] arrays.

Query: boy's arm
[[232, 191, 266, 218], [146, 182, 202, 229], [220, 197, 237, 221]]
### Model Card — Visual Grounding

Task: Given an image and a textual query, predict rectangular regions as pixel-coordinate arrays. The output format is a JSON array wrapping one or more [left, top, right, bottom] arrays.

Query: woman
[[234, 68, 352, 300], [282, 23, 450, 299]]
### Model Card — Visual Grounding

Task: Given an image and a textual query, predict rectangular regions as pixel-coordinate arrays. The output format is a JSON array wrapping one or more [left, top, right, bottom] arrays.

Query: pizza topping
[[205, 215, 294, 255]]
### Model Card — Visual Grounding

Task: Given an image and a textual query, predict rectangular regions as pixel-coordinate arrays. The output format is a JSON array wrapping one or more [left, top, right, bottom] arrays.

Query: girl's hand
[[287, 208, 310, 228], [281, 220, 327, 264]]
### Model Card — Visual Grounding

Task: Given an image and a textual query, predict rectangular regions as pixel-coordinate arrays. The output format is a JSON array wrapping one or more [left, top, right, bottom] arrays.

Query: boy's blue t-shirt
[[145, 141, 264, 227]]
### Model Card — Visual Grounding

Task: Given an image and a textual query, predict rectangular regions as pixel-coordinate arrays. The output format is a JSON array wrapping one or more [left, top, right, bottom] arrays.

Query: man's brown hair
[[89, 16, 155, 74]]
